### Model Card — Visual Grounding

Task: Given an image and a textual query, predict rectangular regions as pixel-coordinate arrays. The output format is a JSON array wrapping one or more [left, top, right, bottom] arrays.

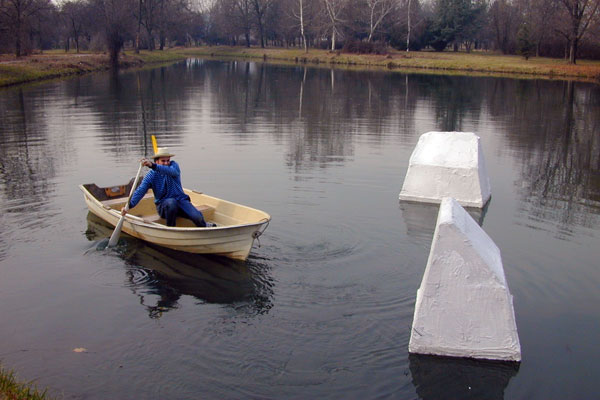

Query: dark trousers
[[157, 198, 207, 227]]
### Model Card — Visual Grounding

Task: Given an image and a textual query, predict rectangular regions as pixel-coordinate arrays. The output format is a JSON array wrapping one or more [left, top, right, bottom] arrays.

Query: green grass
[[0, 50, 189, 87], [126, 49, 188, 63], [0, 57, 107, 87], [0, 65, 44, 87], [0, 364, 52, 400], [2, 46, 599, 88], [173, 46, 600, 82]]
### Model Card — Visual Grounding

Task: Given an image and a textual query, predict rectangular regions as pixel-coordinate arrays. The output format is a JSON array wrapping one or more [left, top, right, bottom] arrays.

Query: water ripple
[[269, 221, 366, 265]]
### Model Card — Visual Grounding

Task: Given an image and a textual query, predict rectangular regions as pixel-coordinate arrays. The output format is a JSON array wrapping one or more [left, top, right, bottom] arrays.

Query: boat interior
[[82, 181, 269, 228]]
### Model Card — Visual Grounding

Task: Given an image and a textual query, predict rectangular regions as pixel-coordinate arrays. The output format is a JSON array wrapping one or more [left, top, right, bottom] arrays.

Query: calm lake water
[[0, 59, 599, 399]]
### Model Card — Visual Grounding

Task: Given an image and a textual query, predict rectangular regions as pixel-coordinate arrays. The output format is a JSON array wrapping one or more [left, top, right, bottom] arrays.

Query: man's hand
[[141, 158, 153, 168], [121, 207, 128, 216]]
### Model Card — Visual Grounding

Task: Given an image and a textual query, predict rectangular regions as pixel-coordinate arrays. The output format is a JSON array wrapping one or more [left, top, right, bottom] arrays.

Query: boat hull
[[80, 184, 270, 261]]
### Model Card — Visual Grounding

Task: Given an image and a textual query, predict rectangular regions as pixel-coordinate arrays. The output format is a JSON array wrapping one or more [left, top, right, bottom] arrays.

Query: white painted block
[[399, 131, 491, 208], [409, 197, 521, 362]]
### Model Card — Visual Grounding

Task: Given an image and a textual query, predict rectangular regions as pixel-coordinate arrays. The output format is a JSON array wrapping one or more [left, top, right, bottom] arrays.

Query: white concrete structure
[[399, 131, 491, 208], [409, 197, 521, 362]]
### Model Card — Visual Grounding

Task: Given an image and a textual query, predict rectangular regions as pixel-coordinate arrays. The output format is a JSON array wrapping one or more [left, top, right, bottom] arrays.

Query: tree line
[[1, 0, 599, 64]]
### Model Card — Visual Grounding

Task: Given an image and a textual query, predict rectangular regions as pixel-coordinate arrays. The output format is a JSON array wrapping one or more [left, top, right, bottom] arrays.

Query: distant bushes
[[342, 40, 388, 55]]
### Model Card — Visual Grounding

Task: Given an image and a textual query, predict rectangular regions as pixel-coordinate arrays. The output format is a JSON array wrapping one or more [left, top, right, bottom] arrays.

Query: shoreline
[[1, 46, 599, 89], [0, 50, 186, 88], [179, 47, 600, 83], [0, 363, 51, 400]]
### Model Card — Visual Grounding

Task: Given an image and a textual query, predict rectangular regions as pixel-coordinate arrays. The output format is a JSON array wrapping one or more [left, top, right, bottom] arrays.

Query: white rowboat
[[80, 181, 270, 261]]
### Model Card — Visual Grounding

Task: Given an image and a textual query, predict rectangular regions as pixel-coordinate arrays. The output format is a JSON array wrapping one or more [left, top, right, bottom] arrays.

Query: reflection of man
[[145, 287, 181, 319], [121, 147, 215, 227]]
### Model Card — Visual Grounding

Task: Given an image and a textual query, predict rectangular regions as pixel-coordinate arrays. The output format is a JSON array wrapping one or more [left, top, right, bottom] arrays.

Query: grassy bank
[[175, 46, 600, 82], [0, 364, 52, 400], [1, 46, 599, 88], [0, 50, 188, 87]]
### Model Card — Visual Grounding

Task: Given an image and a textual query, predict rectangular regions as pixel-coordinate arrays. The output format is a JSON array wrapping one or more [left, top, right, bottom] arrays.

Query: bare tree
[[171, 3, 205, 46], [234, 0, 253, 46], [285, 0, 317, 51], [157, 0, 171, 49], [322, 0, 347, 50], [400, 0, 426, 51], [141, 0, 161, 49], [252, 0, 274, 47], [525, 0, 559, 56], [0, 0, 53, 56], [298, 0, 308, 51], [406, 0, 411, 50], [135, 0, 142, 52], [364, 0, 396, 42], [91, 0, 135, 66], [489, 0, 521, 53], [60, 0, 89, 53], [557, 0, 600, 63], [208, 0, 243, 44]]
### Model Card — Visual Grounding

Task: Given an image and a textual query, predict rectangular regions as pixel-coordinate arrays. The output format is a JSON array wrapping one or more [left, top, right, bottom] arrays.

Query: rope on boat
[[252, 218, 270, 248]]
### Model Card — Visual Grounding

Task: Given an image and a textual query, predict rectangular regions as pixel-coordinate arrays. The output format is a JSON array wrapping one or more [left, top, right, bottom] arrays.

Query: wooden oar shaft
[[108, 162, 144, 247]]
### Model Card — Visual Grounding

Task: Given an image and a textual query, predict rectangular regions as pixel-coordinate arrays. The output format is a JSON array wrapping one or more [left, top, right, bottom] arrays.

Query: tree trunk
[[146, 27, 154, 50], [331, 27, 336, 51], [406, 0, 411, 51], [136, 0, 142, 54], [108, 30, 123, 68], [15, 17, 22, 57], [110, 46, 119, 68], [569, 38, 577, 64], [259, 23, 265, 48], [299, 0, 308, 53]]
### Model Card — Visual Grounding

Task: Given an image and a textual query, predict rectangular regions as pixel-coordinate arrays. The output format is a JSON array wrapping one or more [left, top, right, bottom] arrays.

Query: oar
[[108, 162, 144, 248]]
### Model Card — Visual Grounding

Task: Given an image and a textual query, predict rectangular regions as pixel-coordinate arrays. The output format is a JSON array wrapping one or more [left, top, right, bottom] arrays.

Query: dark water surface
[[0, 60, 599, 399]]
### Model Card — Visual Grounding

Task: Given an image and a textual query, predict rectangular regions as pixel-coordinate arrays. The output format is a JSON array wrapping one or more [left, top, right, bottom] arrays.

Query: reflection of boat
[[86, 213, 273, 317], [80, 180, 270, 261], [409, 353, 519, 400]]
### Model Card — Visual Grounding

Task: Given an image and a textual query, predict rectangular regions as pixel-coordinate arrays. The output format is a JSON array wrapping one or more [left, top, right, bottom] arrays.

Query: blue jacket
[[129, 160, 189, 208]]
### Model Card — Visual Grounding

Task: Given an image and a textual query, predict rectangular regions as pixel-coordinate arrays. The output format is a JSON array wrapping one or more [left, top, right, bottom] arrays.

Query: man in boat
[[121, 147, 215, 227]]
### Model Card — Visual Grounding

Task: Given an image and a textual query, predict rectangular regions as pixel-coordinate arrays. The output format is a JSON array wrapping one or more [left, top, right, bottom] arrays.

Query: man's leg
[[176, 199, 207, 227], [157, 198, 179, 226]]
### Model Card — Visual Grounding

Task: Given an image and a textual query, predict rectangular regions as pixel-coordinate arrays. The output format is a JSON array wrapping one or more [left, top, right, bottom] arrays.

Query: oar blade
[[107, 216, 125, 247], [151, 135, 158, 154]]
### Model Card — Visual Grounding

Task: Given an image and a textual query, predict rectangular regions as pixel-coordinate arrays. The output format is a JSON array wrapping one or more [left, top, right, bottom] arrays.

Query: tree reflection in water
[[503, 80, 600, 234], [421, 75, 599, 234]]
